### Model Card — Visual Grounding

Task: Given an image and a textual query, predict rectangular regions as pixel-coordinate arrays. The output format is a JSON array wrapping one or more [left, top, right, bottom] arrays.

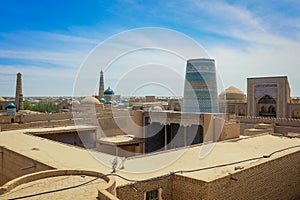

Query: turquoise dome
[[99, 98, 107, 103], [7, 102, 16, 109], [107, 100, 113, 104], [104, 87, 114, 95]]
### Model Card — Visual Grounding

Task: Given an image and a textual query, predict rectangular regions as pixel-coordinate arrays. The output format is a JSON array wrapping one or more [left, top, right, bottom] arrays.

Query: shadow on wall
[[0, 146, 54, 186]]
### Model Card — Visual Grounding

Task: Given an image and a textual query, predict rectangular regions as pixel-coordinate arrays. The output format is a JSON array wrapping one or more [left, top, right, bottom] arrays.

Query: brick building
[[219, 76, 300, 118], [0, 128, 299, 199]]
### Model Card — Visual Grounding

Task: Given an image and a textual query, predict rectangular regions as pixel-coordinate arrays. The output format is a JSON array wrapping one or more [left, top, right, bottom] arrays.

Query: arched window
[[238, 108, 245, 116], [258, 95, 276, 104], [260, 106, 265, 113], [292, 109, 300, 119], [258, 95, 276, 117], [269, 105, 275, 113]]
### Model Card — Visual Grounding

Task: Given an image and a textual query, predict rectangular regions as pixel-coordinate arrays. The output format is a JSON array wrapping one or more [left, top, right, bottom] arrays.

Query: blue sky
[[0, 0, 300, 96]]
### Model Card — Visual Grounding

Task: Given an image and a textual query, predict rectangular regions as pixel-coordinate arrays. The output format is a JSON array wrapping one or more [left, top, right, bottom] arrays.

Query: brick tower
[[183, 58, 218, 113], [99, 70, 104, 98], [15, 72, 24, 111]]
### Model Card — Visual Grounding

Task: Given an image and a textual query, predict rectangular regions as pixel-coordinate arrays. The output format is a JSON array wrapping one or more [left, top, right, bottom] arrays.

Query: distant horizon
[[2, 73, 300, 99], [0, 95, 184, 99]]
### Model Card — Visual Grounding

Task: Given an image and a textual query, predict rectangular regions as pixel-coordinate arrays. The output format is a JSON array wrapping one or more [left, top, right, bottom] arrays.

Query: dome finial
[[104, 86, 114, 95]]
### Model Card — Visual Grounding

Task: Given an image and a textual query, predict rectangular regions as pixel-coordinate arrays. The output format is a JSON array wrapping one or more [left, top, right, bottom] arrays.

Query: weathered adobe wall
[[0, 120, 75, 131], [98, 190, 119, 200], [99, 118, 125, 136], [0, 113, 74, 124], [115, 150, 300, 200], [0, 147, 54, 186], [96, 110, 134, 119], [0, 148, 2, 186], [0, 116, 21, 124], [240, 123, 255, 134], [172, 175, 208, 200], [274, 126, 300, 134], [0, 116, 136, 140], [238, 116, 300, 126], [207, 150, 300, 200], [116, 176, 173, 200], [0, 116, 129, 133], [203, 114, 240, 142], [217, 122, 240, 142], [116, 175, 207, 200], [22, 113, 73, 123], [0, 109, 134, 125], [35, 110, 133, 122], [98, 116, 136, 137], [240, 123, 300, 135]]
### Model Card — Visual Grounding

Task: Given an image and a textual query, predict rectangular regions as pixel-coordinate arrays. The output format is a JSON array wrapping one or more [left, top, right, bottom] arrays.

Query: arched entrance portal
[[258, 95, 276, 117]]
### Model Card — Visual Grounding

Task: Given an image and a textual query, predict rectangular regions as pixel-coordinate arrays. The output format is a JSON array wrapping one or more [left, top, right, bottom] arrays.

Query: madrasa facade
[[219, 76, 300, 119]]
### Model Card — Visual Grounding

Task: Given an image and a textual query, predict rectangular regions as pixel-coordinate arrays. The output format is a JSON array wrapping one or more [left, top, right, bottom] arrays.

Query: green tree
[[24, 101, 60, 113]]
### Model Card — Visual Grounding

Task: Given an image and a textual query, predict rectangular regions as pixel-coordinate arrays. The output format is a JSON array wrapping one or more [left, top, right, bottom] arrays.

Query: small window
[[146, 190, 158, 200]]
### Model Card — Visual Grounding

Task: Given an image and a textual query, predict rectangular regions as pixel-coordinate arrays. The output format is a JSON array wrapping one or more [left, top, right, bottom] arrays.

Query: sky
[[0, 0, 300, 97]]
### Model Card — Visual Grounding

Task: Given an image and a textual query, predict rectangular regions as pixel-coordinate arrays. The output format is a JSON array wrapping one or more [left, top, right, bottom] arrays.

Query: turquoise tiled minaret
[[183, 58, 219, 113]]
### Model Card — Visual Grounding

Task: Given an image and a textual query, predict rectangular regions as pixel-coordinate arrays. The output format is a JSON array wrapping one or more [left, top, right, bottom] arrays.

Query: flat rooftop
[[2, 175, 106, 200], [0, 126, 299, 187], [25, 125, 97, 135]]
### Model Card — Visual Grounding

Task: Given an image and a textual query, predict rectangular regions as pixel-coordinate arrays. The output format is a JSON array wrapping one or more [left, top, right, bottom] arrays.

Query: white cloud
[[0, 65, 76, 78], [72, 28, 210, 97], [181, 0, 300, 96], [0, 64, 78, 96], [0, 49, 88, 67], [1, 1, 300, 97], [0, 30, 100, 68], [208, 39, 300, 95], [0, 31, 100, 46], [196, 1, 264, 31]]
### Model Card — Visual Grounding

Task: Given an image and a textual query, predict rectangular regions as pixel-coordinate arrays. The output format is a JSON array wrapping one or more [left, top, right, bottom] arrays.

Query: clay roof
[[0, 128, 299, 187], [71, 100, 81, 105], [81, 96, 101, 105], [0, 96, 6, 101], [220, 86, 245, 95]]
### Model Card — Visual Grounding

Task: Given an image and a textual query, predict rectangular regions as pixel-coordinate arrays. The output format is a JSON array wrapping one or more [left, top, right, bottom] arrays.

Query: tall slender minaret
[[15, 72, 24, 111], [99, 70, 104, 98]]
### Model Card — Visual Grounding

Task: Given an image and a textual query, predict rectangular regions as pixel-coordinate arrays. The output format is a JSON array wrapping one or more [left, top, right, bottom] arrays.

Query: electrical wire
[[6, 144, 300, 200]]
